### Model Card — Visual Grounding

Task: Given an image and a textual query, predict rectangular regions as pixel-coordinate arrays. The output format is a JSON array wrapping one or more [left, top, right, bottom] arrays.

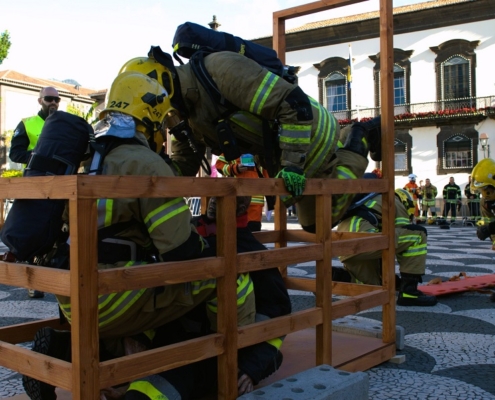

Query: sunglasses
[[42, 96, 61, 103]]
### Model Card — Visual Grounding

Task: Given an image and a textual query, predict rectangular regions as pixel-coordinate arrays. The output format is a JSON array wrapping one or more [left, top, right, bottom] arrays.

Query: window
[[437, 125, 479, 175], [430, 39, 479, 110], [443, 56, 470, 100], [369, 49, 413, 114], [314, 57, 351, 120], [325, 72, 347, 112], [443, 135, 472, 169], [394, 140, 407, 171], [394, 65, 406, 106]]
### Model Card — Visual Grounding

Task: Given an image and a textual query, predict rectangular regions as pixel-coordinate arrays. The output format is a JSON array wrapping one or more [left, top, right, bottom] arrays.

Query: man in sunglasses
[[8, 86, 60, 298]]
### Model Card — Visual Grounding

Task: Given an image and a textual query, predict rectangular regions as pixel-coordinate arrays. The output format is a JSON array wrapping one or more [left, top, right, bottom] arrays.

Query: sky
[[0, 0, 424, 90]]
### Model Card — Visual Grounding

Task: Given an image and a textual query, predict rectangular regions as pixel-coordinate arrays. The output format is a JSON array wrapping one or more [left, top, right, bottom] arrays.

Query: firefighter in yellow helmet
[[118, 47, 382, 234], [22, 72, 256, 400], [470, 158, 495, 244], [335, 176, 437, 307]]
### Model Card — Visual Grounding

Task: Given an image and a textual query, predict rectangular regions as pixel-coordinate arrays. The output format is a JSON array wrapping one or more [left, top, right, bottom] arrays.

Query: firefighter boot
[[22, 327, 72, 400], [397, 273, 437, 307], [343, 116, 382, 161]]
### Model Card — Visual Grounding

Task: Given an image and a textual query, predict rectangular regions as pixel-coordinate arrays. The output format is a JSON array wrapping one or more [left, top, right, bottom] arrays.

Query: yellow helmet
[[100, 71, 173, 133], [395, 188, 415, 216], [119, 57, 174, 98], [471, 158, 495, 200]]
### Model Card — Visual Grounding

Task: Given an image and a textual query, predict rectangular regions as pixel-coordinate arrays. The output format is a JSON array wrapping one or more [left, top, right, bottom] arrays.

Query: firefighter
[[126, 196, 292, 399], [118, 50, 382, 233], [215, 154, 270, 231], [421, 178, 438, 222], [404, 173, 421, 218], [336, 183, 437, 307], [22, 72, 256, 400], [471, 158, 495, 246]]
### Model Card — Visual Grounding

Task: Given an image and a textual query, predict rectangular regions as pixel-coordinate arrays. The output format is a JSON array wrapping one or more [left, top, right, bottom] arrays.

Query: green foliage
[[0, 30, 11, 65], [2, 130, 14, 147], [1, 169, 23, 178], [66, 102, 98, 124]]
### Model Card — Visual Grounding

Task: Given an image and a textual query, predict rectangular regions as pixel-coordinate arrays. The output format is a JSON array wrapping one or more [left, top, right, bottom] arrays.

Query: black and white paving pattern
[[1, 222, 494, 399]]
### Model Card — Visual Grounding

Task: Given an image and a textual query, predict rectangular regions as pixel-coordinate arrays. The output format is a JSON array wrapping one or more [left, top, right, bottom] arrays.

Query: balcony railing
[[333, 95, 495, 125]]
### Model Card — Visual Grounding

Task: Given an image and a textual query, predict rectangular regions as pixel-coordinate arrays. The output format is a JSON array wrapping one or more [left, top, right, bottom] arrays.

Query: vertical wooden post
[[69, 196, 100, 399], [379, 0, 397, 345], [273, 16, 286, 63], [216, 195, 239, 399], [315, 194, 333, 365]]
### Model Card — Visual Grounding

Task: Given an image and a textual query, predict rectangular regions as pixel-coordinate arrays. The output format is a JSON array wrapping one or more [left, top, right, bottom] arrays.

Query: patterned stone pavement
[[1, 222, 495, 399]]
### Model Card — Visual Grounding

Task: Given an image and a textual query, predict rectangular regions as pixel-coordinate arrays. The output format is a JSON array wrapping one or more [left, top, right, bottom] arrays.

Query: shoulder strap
[[88, 137, 144, 175]]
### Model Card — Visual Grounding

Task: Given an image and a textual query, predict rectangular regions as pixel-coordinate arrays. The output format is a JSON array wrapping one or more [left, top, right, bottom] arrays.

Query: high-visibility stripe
[[97, 199, 114, 228], [128, 374, 180, 399], [250, 72, 280, 114], [229, 112, 264, 137], [398, 235, 427, 257], [267, 337, 283, 350], [59, 262, 147, 327], [278, 124, 312, 146], [144, 198, 190, 234], [250, 195, 265, 205], [396, 216, 410, 225], [305, 98, 338, 178], [207, 273, 254, 313]]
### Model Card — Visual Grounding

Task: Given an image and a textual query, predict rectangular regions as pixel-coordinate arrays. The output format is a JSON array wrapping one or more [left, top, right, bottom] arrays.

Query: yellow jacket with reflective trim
[[172, 51, 339, 178]]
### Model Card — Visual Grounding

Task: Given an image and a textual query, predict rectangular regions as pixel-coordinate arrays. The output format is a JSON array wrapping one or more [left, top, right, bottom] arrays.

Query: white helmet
[[408, 174, 417, 181]]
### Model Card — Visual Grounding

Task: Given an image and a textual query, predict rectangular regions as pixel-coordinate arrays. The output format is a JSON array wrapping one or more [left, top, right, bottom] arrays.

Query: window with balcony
[[369, 49, 413, 115], [394, 140, 407, 171], [437, 126, 479, 174], [430, 39, 479, 110], [393, 130, 412, 176], [314, 57, 350, 121]]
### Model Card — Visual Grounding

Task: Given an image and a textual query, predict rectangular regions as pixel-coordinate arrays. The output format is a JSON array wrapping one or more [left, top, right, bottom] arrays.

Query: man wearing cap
[[8, 86, 61, 298]]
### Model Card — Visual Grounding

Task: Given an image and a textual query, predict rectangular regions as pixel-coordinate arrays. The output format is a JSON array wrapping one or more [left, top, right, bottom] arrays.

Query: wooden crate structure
[[0, 1, 397, 398]]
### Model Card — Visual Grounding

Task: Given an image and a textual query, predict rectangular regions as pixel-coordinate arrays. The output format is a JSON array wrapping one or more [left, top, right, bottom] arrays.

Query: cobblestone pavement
[[1, 222, 494, 399]]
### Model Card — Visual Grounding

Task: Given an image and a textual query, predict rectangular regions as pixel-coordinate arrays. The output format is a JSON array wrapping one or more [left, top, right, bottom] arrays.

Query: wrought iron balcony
[[334, 95, 495, 127]]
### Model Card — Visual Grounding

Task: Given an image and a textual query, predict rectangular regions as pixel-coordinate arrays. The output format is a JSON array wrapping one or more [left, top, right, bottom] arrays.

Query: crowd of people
[[4, 46, 493, 399]]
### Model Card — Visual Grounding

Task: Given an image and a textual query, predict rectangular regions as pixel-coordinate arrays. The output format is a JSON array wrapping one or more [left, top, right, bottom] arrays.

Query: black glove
[[276, 166, 306, 198], [477, 224, 492, 241]]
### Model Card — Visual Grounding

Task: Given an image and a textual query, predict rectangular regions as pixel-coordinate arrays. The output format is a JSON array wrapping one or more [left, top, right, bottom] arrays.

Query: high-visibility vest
[[22, 115, 44, 150]]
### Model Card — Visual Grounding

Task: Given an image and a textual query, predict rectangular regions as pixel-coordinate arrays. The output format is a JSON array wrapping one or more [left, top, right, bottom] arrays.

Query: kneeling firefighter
[[118, 44, 382, 232], [336, 179, 437, 307], [21, 71, 256, 400]]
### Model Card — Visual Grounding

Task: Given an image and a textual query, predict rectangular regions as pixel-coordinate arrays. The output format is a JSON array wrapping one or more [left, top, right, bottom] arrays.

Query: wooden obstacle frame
[[0, 0, 397, 398]]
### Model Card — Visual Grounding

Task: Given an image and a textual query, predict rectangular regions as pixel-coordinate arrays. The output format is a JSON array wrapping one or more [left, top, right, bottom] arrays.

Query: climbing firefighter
[[471, 158, 495, 246], [118, 47, 382, 232], [335, 176, 437, 307], [22, 72, 256, 400]]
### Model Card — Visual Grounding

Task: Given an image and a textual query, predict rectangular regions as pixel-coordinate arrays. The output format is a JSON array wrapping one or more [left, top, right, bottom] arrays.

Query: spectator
[[404, 174, 421, 218], [8, 86, 60, 298], [420, 178, 438, 221], [443, 176, 462, 223], [464, 175, 480, 220]]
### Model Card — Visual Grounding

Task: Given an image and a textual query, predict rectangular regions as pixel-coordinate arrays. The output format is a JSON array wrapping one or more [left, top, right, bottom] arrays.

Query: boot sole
[[22, 327, 57, 400]]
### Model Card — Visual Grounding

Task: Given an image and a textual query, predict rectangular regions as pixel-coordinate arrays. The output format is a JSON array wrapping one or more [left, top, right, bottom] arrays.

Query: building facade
[[254, 0, 495, 210], [0, 70, 106, 170]]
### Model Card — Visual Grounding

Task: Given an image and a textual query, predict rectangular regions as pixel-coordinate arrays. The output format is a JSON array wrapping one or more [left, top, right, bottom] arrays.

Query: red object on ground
[[421, 274, 495, 296]]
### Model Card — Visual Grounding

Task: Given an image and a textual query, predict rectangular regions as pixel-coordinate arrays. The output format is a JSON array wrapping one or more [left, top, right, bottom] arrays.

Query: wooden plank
[[98, 258, 224, 294], [0, 262, 70, 296], [285, 229, 316, 243], [0, 318, 69, 344], [330, 234, 388, 257], [331, 290, 389, 319], [0, 341, 73, 391], [315, 195, 333, 365], [69, 199, 100, 400], [0, 176, 78, 199], [273, 0, 367, 19], [379, 0, 397, 346], [336, 341, 396, 372], [236, 244, 322, 273], [215, 196, 238, 400], [238, 309, 322, 349], [252, 230, 282, 244], [99, 334, 224, 388], [284, 277, 383, 297]]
